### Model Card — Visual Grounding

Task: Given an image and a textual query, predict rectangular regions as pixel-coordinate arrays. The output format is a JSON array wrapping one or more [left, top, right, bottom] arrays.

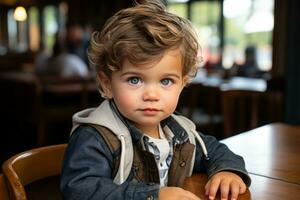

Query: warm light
[[14, 6, 27, 21]]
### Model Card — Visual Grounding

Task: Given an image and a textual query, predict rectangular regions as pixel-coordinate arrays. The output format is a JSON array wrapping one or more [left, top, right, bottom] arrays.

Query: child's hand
[[205, 171, 246, 200], [159, 187, 201, 200]]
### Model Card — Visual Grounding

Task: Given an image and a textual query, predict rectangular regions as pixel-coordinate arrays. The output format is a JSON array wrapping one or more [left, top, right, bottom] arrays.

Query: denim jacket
[[61, 100, 251, 200]]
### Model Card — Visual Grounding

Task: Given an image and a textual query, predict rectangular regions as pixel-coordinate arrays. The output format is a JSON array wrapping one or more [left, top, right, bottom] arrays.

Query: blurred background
[[0, 0, 299, 164]]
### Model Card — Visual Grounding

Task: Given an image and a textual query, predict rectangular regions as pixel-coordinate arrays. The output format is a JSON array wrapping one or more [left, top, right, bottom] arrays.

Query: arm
[[60, 125, 160, 200], [193, 132, 251, 200], [193, 132, 251, 186]]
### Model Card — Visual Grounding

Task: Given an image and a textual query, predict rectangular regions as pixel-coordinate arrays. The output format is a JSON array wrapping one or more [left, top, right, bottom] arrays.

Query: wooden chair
[[221, 89, 262, 138], [0, 174, 10, 200], [2, 144, 67, 200]]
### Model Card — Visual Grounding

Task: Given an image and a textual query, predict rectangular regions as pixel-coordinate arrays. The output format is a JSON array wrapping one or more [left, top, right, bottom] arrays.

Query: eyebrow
[[163, 73, 181, 79], [120, 71, 181, 79], [120, 71, 142, 77]]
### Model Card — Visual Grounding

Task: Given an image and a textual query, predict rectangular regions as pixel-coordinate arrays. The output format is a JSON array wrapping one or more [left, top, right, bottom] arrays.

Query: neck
[[137, 125, 160, 139]]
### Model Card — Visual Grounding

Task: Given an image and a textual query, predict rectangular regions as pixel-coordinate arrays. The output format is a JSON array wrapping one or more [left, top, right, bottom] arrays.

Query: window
[[167, 0, 274, 73], [223, 0, 274, 71], [43, 5, 58, 53], [0, 9, 8, 55], [167, 1, 188, 19], [29, 7, 40, 51], [190, 1, 221, 66], [7, 9, 18, 51], [8, 8, 29, 52]]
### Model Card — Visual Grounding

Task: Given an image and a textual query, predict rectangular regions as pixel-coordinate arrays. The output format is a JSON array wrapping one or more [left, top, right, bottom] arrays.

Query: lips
[[139, 108, 161, 116], [142, 108, 159, 111]]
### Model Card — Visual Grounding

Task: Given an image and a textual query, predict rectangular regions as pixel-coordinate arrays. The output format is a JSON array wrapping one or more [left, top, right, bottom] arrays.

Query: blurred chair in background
[[221, 89, 262, 137], [221, 76, 285, 138], [37, 75, 101, 146], [0, 73, 42, 164], [2, 144, 67, 200], [177, 83, 223, 139], [0, 71, 101, 152]]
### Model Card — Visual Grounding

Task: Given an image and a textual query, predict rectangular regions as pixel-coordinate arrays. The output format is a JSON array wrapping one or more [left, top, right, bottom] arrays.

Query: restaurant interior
[[0, 0, 299, 199]]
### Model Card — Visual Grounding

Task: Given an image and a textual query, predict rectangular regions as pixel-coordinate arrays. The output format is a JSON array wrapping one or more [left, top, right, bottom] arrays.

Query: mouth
[[139, 108, 161, 116], [141, 108, 159, 111]]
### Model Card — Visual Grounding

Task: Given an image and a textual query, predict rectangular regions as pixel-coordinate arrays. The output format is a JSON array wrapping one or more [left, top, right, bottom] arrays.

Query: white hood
[[72, 100, 128, 136]]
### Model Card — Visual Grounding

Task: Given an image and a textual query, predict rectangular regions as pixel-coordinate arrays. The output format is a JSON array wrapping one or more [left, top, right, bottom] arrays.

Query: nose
[[142, 85, 159, 101]]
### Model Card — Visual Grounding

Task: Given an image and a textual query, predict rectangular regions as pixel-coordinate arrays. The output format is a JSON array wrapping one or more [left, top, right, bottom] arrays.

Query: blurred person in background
[[36, 31, 89, 77], [66, 24, 90, 68], [230, 45, 264, 78], [34, 42, 51, 74]]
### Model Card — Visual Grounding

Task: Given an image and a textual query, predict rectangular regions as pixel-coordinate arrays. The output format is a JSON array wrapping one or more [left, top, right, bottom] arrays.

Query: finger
[[207, 178, 221, 200], [220, 180, 230, 200], [229, 181, 240, 200], [205, 180, 211, 196], [239, 183, 247, 194]]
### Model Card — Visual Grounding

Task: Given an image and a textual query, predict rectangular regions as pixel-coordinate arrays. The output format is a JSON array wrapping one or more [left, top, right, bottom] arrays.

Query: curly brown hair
[[88, 0, 201, 92]]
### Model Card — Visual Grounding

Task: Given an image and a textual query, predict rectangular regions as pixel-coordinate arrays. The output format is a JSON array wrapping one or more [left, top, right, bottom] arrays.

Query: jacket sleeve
[[60, 125, 160, 200], [193, 132, 251, 187]]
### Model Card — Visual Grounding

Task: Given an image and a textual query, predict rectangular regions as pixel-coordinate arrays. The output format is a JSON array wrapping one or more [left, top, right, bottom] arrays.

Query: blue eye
[[161, 79, 172, 86], [128, 77, 141, 85]]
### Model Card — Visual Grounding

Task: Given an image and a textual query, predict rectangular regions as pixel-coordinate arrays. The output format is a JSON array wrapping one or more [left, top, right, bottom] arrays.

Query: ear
[[98, 72, 113, 99], [182, 75, 189, 88]]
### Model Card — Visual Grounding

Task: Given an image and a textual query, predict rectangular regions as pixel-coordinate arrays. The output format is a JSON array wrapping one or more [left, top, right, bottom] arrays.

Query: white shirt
[[145, 125, 172, 186]]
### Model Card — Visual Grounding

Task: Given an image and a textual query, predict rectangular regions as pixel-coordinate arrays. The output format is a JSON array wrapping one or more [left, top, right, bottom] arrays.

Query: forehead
[[122, 49, 183, 72]]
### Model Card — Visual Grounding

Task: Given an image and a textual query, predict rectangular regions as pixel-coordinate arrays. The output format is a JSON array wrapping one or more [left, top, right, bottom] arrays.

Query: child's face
[[101, 49, 187, 136]]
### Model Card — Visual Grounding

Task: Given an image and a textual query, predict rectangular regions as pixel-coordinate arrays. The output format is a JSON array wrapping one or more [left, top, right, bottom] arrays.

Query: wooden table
[[183, 123, 300, 199], [221, 123, 300, 185], [193, 75, 267, 92], [183, 173, 300, 200]]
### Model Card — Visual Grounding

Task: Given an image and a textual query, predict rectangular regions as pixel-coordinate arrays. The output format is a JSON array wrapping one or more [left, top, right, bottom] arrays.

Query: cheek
[[112, 89, 137, 110], [163, 90, 182, 111], [115, 94, 134, 107]]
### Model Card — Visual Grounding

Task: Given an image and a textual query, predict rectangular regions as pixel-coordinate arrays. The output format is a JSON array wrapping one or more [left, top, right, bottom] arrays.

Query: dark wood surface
[[0, 174, 9, 200], [184, 123, 300, 199], [221, 123, 300, 184], [183, 173, 300, 200]]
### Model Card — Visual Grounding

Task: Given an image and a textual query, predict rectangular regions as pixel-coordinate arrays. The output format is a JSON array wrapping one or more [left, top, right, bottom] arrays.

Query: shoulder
[[71, 125, 103, 141], [70, 125, 120, 156], [68, 125, 113, 156]]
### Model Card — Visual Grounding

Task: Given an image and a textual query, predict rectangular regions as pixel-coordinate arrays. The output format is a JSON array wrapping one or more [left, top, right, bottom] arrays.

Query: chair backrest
[[0, 174, 10, 200], [177, 83, 222, 137], [221, 89, 262, 137], [2, 144, 67, 200], [36, 75, 101, 146]]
